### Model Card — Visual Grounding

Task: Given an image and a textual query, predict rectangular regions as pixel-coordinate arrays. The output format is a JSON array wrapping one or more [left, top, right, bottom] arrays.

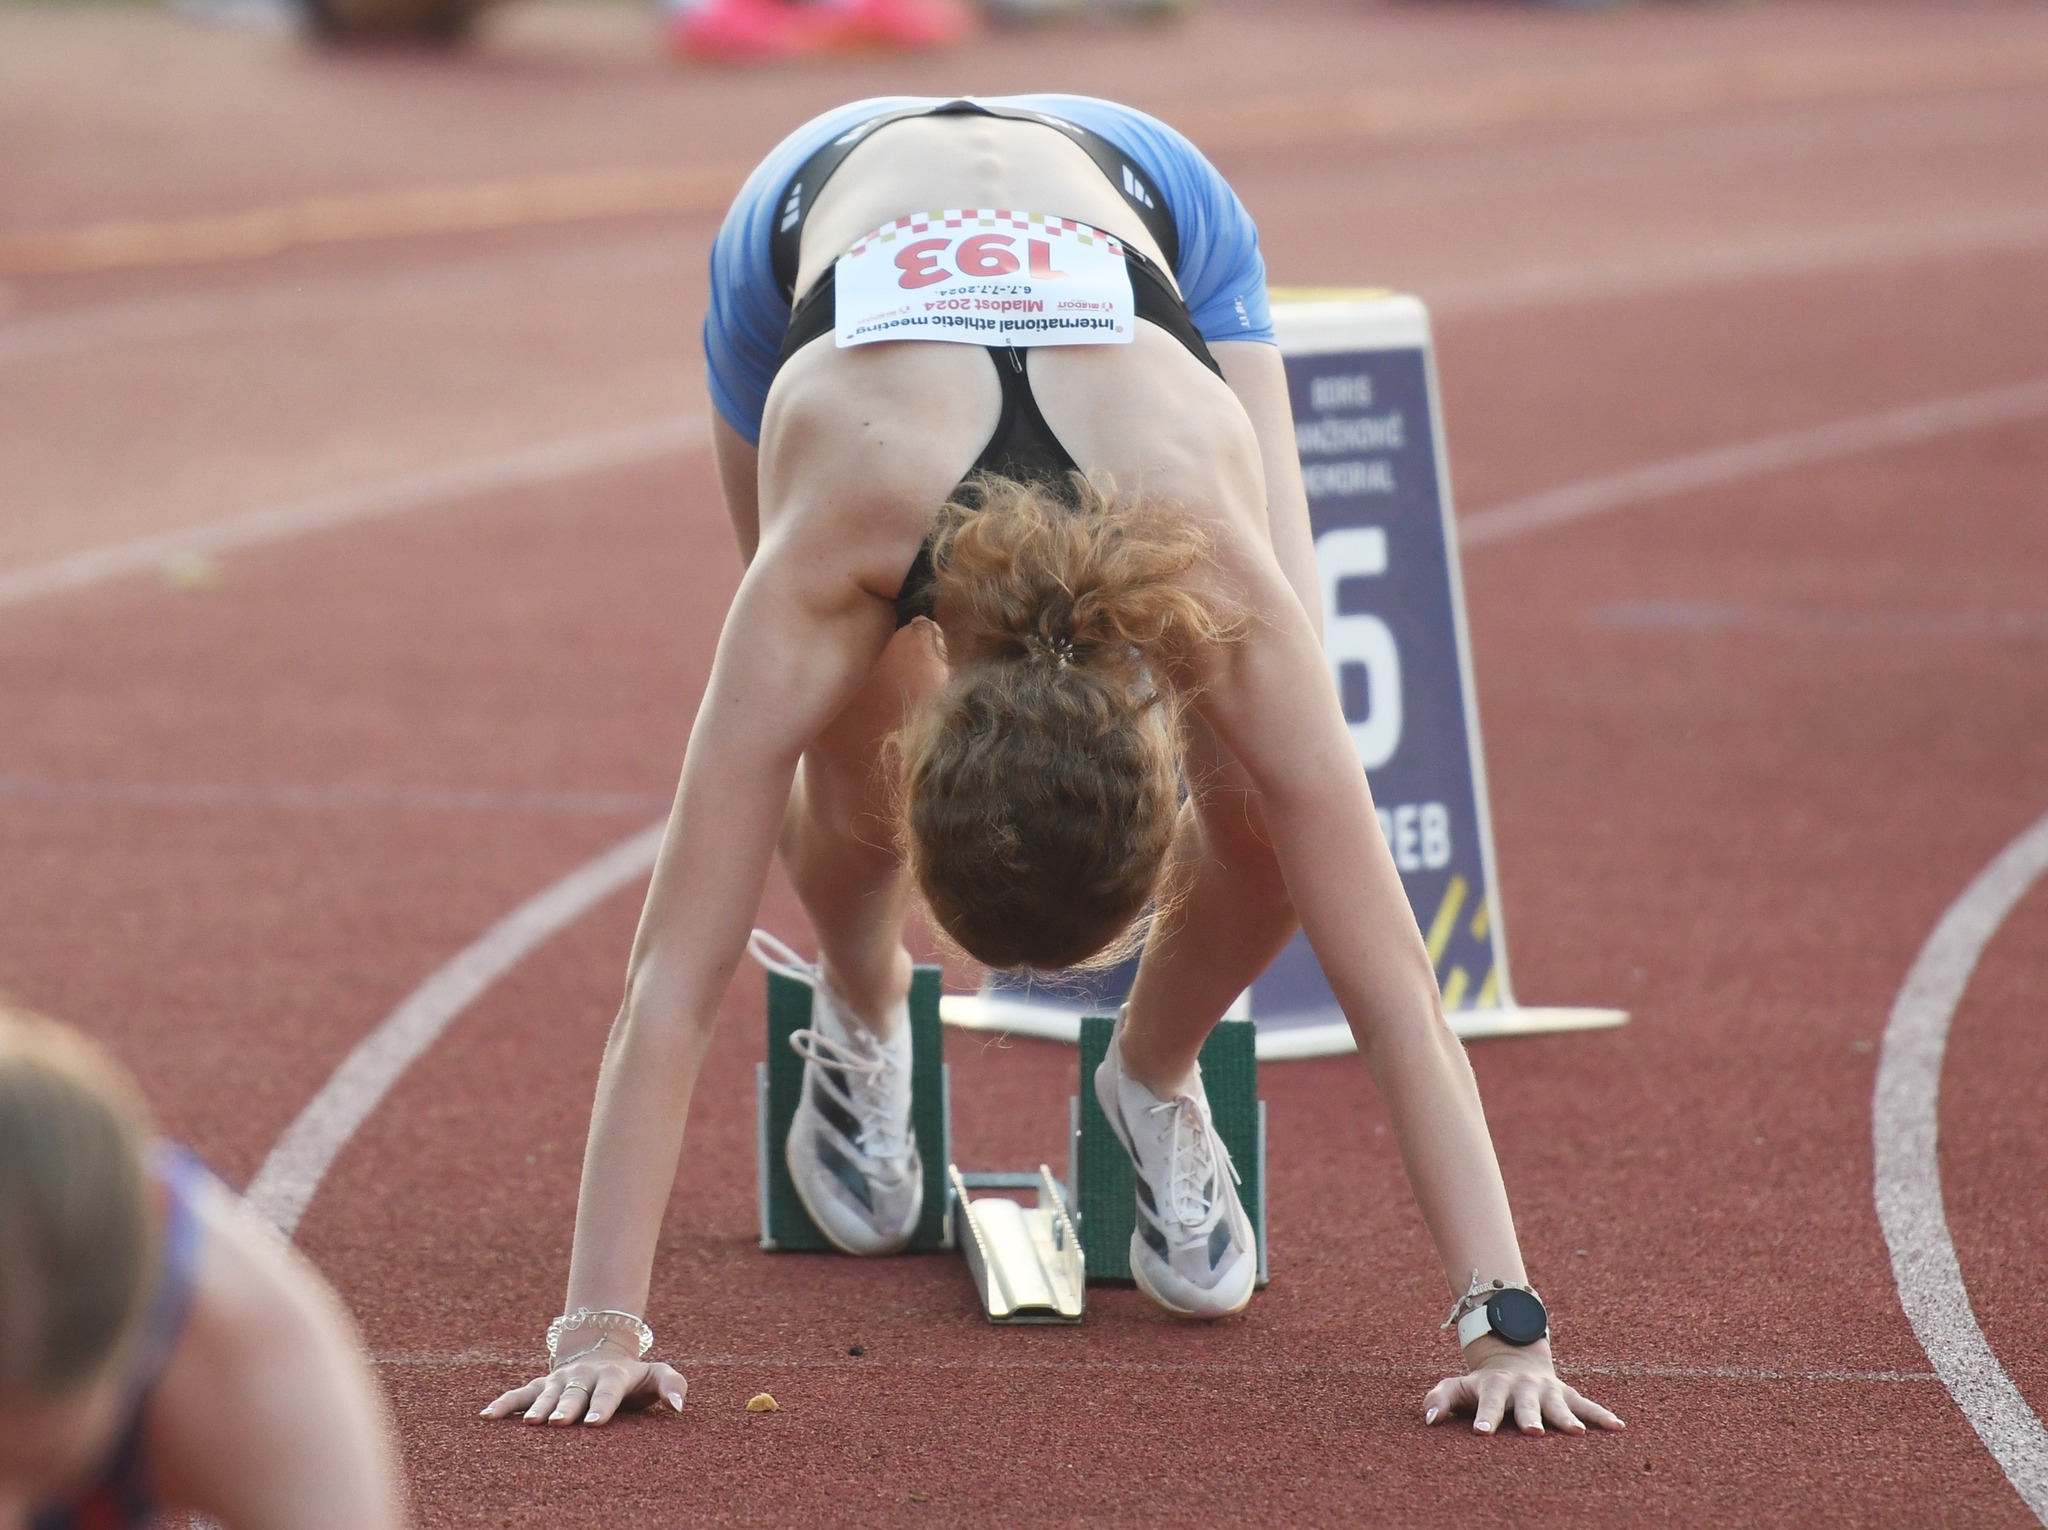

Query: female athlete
[[0, 1006, 406, 1529], [481, 95, 1624, 1440]]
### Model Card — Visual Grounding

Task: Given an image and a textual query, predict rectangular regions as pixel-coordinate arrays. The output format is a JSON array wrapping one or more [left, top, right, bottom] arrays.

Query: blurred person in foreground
[[0, 1006, 405, 1530]]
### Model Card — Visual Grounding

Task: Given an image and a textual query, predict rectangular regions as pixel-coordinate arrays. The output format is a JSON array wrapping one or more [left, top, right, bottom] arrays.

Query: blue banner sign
[[1248, 295, 1509, 1049]]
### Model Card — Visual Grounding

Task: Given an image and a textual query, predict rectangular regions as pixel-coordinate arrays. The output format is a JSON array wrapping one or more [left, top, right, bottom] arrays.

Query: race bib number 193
[[834, 210, 1136, 349]]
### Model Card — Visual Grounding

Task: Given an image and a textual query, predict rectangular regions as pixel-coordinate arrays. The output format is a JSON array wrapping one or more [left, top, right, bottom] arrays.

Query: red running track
[[3, 1, 2047, 1523]]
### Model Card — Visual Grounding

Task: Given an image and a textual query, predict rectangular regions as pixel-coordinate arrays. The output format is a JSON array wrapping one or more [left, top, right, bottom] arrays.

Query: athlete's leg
[[1119, 339, 1322, 1092], [1117, 724, 1297, 1093], [715, 413, 942, 1035], [780, 625, 945, 1035]]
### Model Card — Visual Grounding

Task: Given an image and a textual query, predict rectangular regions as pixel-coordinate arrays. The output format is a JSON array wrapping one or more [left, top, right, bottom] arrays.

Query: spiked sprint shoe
[[749, 930, 922, 1255], [1093, 1023, 1257, 1318]]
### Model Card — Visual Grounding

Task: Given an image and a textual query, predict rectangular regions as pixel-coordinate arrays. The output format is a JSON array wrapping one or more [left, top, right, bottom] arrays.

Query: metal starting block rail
[[757, 965, 1267, 1324], [947, 1167, 1085, 1323]]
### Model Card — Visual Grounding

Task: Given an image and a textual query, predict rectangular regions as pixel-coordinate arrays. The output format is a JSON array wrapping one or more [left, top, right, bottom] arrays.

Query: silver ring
[[560, 1381, 592, 1394]]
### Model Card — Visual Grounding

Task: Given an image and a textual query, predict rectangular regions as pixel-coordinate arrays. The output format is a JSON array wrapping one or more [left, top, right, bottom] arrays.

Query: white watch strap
[[1457, 1302, 1495, 1348]]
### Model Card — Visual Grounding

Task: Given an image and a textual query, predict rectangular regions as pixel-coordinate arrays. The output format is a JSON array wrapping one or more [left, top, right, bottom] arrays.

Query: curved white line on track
[[223, 380, 2048, 1265], [1459, 375, 2048, 548], [0, 413, 707, 615], [1875, 810, 2048, 1522], [367, 1351, 1941, 1382], [0, 232, 691, 372], [1424, 208, 2048, 322], [8, 207, 2043, 372], [245, 823, 664, 1236], [0, 774, 667, 817]]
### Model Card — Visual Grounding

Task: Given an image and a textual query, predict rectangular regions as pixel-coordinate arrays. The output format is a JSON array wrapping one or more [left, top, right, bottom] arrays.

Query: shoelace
[[1146, 1093, 1242, 1232], [748, 929, 914, 1174]]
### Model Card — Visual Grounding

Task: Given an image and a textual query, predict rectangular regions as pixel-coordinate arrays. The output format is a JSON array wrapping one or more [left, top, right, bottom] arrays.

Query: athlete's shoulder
[[994, 96, 1272, 345], [781, 95, 941, 154], [993, 95, 1210, 164]]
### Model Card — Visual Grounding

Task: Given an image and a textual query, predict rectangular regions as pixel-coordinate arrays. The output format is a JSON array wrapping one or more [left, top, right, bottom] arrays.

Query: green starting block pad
[[756, 963, 950, 1253], [1072, 1015, 1268, 1287]]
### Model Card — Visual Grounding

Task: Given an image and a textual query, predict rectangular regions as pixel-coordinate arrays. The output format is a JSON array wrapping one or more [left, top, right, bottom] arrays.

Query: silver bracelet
[[546, 1307, 653, 1363]]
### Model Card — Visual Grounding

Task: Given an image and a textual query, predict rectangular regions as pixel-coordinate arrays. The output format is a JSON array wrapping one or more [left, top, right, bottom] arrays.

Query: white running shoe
[[749, 931, 923, 1256], [1093, 1023, 1257, 1318]]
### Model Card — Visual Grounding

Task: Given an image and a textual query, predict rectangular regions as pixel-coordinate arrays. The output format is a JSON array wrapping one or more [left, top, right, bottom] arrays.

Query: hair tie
[[1029, 634, 1078, 669]]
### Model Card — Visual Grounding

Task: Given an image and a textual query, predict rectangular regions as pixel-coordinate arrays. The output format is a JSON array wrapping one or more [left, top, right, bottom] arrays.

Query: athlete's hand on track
[[1422, 1349, 1624, 1436], [480, 1337, 688, 1427]]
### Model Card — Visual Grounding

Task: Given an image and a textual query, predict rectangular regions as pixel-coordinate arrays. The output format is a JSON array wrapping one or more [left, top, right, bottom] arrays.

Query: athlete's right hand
[[480, 1341, 688, 1427]]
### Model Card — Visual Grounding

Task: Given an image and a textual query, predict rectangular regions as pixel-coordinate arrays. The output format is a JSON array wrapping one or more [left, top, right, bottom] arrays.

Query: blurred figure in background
[[980, 0, 1193, 24], [666, 0, 975, 62], [299, 0, 499, 42], [188, 0, 1174, 61], [0, 1006, 406, 1530]]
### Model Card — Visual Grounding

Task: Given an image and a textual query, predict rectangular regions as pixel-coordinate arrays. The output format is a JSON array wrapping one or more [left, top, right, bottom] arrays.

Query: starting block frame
[[756, 963, 950, 1253], [949, 1167, 1085, 1323], [757, 967, 1269, 1318], [1070, 1015, 1267, 1288]]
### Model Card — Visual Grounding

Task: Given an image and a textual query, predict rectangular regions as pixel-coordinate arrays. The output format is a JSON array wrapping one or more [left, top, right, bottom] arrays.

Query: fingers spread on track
[[1472, 1373, 1512, 1434], [583, 1369, 636, 1426], [1540, 1386, 1589, 1434], [550, 1373, 599, 1425], [523, 1374, 568, 1424], [649, 1363, 689, 1415], [1567, 1387, 1627, 1432], [1513, 1384, 1546, 1434], [480, 1378, 546, 1419], [1421, 1375, 1471, 1425]]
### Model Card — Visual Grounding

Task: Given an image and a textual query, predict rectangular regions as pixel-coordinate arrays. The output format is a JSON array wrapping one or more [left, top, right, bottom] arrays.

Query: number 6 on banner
[[1316, 527, 1403, 771]]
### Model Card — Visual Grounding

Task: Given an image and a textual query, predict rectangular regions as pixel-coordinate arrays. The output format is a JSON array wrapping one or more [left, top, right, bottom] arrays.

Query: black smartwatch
[[1455, 1283, 1549, 1347]]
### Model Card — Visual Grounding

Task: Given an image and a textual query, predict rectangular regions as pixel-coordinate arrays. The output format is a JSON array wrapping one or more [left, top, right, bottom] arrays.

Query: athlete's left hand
[[1422, 1347, 1625, 1435]]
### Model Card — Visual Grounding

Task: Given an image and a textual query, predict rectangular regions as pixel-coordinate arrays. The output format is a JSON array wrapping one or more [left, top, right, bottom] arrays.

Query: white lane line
[[367, 1351, 1939, 1382], [0, 775, 668, 817], [1875, 809, 2048, 1522], [245, 823, 664, 1236], [1566, 1363, 1936, 1384], [0, 231, 690, 371], [8, 207, 2041, 372], [1, 356, 2034, 627], [1459, 375, 2048, 548], [1586, 599, 2048, 642], [0, 413, 707, 615], [1426, 207, 2048, 321], [227, 383, 2048, 1280]]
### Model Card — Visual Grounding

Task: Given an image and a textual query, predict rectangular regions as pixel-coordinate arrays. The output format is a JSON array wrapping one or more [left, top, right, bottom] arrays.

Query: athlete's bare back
[[792, 114, 1174, 294], [763, 111, 1265, 618]]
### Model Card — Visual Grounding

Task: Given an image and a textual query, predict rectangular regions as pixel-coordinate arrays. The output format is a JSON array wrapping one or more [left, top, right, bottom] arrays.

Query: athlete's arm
[[1210, 340, 1317, 631], [478, 510, 898, 1425], [481, 337, 977, 1425], [1191, 530, 1622, 1437], [150, 1181, 406, 1528], [711, 411, 763, 560]]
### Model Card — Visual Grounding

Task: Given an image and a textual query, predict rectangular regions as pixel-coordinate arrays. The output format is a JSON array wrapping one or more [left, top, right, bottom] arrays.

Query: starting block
[[1070, 1015, 1268, 1288], [756, 963, 951, 1253], [758, 965, 1268, 1319]]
